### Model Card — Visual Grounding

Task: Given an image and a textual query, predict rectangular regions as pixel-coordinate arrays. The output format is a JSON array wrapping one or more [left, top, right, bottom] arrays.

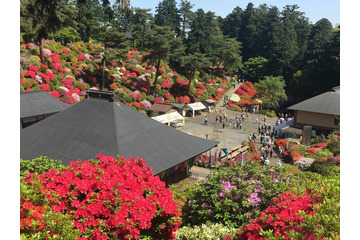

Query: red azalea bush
[[307, 147, 318, 155], [234, 189, 322, 240], [314, 143, 326, 148], [25, 70, 36, 79], [29, 65, 38, 74], [22, 155, 181, 239], [40, 84, 50, 92], [20, 181, 79, 239], [275, 139, 288, 150]]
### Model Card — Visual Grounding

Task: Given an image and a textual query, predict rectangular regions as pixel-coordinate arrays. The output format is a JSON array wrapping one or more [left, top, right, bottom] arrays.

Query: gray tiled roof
[[20, 98, 218, 174], [287, 86, 340, 115], [21, 90, 70, 118]]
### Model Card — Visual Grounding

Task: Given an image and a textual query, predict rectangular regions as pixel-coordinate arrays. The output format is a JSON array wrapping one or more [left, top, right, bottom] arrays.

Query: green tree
[[75, 0, 103, 41], [209, 34, 243, 74], [243, 57, 269, 82], [154, 0, 181, 36], [145, 25, 175, 97], [53, 26, 81, 44], [289, 19, 338, 100], [186, 9, 219, 55], [255, 76, 287, 109], [98, 28, 130, 90], [180, 52, 210, 93], [179, 0, 195, 39], [222, 6, 243, 41], [111, 2, 134, 32], [20, 0, 76, 62], [238, 3, 258, 61], [133, 8, 153, 52], [100, 0, 114, 26]]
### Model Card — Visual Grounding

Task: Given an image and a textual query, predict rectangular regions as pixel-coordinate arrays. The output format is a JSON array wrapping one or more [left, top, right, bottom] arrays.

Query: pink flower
[[221, 181, 235, 192]]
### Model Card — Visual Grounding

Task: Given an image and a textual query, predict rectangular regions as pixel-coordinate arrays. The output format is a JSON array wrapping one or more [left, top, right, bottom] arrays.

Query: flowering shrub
[[326, 156, 340, 166], [22, 155, 181, 239], [228, 82, 261, 110], [307, 147, 318, 155], [20, 40, 234, 112], [194, 154, 211, 167], [235, 190, 321, 239], [181, 162, 303, 228], [314, 143, 326, 148], [232, 173, 340, 240], [294, 157, 315, 170], [175, 222, 237, 240]]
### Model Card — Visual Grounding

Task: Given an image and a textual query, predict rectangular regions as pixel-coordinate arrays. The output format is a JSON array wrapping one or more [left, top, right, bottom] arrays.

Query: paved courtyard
[[176, 83, 286, 178]]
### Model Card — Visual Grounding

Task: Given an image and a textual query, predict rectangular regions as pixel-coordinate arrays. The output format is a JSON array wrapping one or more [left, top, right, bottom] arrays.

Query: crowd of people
[[199, 98, 292, 166]]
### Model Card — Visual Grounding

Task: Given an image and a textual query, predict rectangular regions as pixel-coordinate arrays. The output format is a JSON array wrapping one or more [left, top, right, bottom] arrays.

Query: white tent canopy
[[186, 102, 206, 111], [152, 111, 185, 126], [185, 102, 206, 118]]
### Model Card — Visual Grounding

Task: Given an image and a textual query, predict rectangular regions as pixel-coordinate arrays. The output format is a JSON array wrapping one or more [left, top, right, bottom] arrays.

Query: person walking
[[279, 147, 283, 158], [222, 121, 225, 129], [269, 147, 273, 158], [204, 116, 208, 125]]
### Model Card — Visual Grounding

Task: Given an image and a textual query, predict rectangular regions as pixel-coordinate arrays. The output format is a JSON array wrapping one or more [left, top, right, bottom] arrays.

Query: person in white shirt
[[264, 158, 270, 166]]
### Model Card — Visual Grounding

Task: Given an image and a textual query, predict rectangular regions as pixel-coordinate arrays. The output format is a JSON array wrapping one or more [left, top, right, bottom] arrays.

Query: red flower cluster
[[50, 91, 60, 99], [40, 84, 50, 92], [23, 155, 181, 239], [78, 52, 85, 61], [307, 147, 318, 155], [20, 200, 45, 233], [176, 95, 190, 104], [39, 73, 50, 83], [162, 79, 172, 89], [25, 71, 36, 79], [164, 92, 173, 99], [197, 83, 207, 91], [235, 190, 321, 240], [314, 143, 326, 148], [229, 82, 259, 109], [29, 65, 38, 74]]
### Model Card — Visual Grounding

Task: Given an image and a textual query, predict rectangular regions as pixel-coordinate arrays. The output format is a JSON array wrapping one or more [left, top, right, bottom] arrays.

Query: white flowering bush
[[294, 157, 315, 170], [175, 222, 237, 240]]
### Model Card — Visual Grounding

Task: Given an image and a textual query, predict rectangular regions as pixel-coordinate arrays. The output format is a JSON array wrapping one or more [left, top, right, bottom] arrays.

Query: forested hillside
[[20, 0, 340, 103]]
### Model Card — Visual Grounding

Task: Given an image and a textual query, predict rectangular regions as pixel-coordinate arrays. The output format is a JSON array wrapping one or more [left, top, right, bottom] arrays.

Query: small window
[[334, 115, 340, 126]]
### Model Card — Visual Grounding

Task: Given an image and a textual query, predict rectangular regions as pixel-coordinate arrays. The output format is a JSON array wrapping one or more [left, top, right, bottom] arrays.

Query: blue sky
[[129, 0, 340, 26]]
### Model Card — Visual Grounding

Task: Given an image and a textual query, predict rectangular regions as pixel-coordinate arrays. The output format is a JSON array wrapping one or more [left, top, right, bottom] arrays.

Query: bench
[[220, 145, 250, 163]]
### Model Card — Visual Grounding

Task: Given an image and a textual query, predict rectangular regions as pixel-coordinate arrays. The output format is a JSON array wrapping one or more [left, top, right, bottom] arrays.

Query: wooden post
[[302, 125, 312, 146]]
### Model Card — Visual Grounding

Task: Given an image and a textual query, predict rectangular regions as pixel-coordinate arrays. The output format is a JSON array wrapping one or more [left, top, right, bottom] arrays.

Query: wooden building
[[287, 86, 340, 132]]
